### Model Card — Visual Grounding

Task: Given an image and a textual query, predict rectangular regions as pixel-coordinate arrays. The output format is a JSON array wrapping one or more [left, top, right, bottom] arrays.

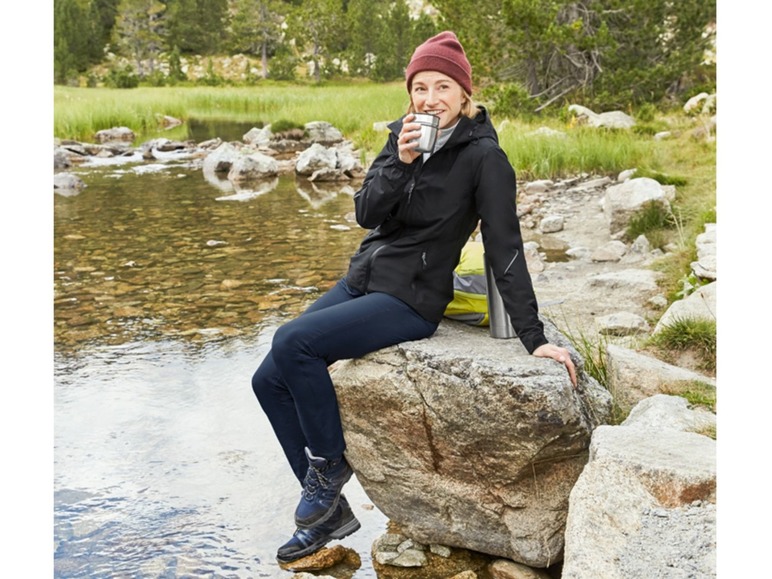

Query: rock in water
[[331, 320, 612, 567]]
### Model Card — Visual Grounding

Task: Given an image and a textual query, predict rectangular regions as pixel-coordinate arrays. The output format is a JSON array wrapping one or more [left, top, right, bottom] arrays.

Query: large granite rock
[[562, 395, 716, 579], [602, 177, 674, 235], [606, 344, 715, 412], [331, 320, 612, 568]]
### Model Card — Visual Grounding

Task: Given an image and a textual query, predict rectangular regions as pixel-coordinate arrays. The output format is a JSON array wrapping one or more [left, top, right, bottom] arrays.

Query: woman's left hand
[[532, 343, 577, 388]]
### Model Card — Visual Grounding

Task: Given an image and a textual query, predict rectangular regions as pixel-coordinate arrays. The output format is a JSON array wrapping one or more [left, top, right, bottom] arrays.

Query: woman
[[251, 30, 577, 564]]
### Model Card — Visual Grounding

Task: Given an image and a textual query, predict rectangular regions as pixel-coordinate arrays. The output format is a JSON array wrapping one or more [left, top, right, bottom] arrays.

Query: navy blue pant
[[251, 279, 439, 483]]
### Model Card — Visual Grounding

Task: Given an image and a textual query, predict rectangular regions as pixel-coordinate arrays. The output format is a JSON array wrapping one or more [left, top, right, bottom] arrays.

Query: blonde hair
[[407, 90, 480, 119]]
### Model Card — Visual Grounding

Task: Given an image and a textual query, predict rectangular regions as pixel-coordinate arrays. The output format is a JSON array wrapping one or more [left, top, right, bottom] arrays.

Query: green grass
[[660, 380, 717, 415], [648, 317, 717, 373], [54, 83, 410, 151], [55, 82, 716, 323], [497, 123, 662, 181]]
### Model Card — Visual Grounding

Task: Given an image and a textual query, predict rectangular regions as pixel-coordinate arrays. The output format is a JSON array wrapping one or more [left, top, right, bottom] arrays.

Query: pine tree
[[112, 0, 167, 77], [229, 0, 287, 78], [166, 0, 228, 55]]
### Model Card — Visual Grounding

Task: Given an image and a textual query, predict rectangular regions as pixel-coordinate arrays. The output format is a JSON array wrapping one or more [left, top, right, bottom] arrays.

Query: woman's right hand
[[397, 113, 422, 164]]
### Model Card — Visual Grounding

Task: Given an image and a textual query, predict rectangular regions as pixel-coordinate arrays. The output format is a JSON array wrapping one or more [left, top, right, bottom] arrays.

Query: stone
[[296, 143, 338, 176], [654, 281, 716, 334], [683, 92, 710, 114], [691, 224, 716, 280], [227, 152, 279, 182], [562, 396, 715, 579], [623, 394, 715, 434], [605, 345, 715, 412], [95, 126, 135, 143], [305, 121, 344, 144], [524, 180, 553, 194], [332, 321, 612, 567], [278, 544, 359, 572], [591, 240, 628, 262], [568, 105, 635, 129], [202, 142, 243, 175], [539, 215, 564, 233], [430, 544, 452, 557], [54, 173, 86, 196], [489, 559, 552, 579], [243, 126, 272, 146], [54, 147, 72, 170], [586, 269, 660, 293], [596, 312, 650, 336], [603, 178, 672, 235], [617, 168, 637, 182], [449, 572, 478, 579]]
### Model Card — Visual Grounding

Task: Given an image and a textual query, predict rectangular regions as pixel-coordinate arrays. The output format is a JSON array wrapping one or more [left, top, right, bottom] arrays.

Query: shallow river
[[53, 141, 389, 577]]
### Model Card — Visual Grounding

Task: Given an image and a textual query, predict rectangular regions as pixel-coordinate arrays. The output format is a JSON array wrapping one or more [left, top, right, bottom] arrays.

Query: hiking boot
[[277, 495, 361, 563], [294, 447, 353, 529]]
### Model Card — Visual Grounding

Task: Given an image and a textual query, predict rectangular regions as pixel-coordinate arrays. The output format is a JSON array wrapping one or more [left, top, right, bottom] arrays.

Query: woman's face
[[410, 71, 465, 129]]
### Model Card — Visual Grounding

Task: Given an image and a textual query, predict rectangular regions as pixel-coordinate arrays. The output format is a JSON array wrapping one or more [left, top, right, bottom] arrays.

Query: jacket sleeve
[[354, 131, 418, 229], [474, 147, 548, 354]]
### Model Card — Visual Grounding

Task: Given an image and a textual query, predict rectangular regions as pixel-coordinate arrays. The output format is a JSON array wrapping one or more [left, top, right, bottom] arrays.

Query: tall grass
[[497, 124, 662, 181], [54, 83, 409, 150]]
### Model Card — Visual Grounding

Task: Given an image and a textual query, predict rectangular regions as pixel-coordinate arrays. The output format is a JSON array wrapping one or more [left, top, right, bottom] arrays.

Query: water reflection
[[54, 152, 386, 577], [54, 160, 363, 350], [54, 336, 387, 578]]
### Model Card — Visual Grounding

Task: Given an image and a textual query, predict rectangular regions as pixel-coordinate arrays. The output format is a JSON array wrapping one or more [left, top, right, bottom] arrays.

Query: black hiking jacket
[[344, 107, 547, 354]]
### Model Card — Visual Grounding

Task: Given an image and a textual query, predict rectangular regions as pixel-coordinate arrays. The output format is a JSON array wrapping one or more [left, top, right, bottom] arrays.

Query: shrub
[[104, 65, 139, 89], [635, 168, 688, 186], [481, 82, 535, 119], [625, 200, 675, 244], [271, 119, 305, 133]]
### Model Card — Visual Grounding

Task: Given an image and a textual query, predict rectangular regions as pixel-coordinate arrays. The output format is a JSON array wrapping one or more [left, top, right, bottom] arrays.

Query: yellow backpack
[[444, 241, 489, 326]]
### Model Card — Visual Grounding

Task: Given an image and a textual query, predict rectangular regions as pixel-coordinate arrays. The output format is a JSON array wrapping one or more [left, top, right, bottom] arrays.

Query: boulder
[[305, 121, 344, 145], [568, 105, 635, 129], [595, 312, 650, 336], [654, 281, 716, 334], [590, 240, 628, 262], [296, 143, 338, 176], [331, 320, 612, 567], [606, 345, 716, 412], [54, 173, 86, 196], [202, 142, 243, 175], [243, 126, 272, 146], [54, 147, 72, 170], [95, 126, 135, 143], [562, 395, 716, 579], [227, 152, 279, 182], [602, 178, 672, 235], [539, 215, 564, 233], [691, 223, 716, 281]]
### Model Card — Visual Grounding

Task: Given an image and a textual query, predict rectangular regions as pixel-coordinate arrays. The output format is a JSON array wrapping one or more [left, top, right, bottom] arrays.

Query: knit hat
[[405, 31, 473, 95]]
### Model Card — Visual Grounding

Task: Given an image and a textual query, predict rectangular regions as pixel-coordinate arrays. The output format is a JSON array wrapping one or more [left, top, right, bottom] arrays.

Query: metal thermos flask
[[484, 253, 516, 339]]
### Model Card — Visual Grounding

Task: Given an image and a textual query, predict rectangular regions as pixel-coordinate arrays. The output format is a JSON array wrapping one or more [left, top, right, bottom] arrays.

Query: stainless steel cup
[[411, 113, 440, 153], [484, 253, 516, 339]]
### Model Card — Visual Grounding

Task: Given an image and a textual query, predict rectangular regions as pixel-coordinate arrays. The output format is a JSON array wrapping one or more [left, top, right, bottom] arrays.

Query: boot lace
[[301, 464, 331, 500]]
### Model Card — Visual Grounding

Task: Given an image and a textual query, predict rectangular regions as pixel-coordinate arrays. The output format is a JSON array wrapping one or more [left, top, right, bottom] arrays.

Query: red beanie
[[405, 31, 473, 95]]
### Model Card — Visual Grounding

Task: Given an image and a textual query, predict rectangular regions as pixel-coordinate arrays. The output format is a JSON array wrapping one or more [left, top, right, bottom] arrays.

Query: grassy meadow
[[54, 82, 716, 322]]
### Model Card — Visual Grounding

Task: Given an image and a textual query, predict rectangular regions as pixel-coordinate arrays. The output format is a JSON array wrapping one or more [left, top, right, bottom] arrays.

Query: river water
[[53, 140, 390, 577]]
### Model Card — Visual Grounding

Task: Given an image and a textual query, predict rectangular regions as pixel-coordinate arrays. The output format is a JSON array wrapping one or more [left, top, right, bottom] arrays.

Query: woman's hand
[[533, 343, 578, 388], [397, 113, 422, 164]]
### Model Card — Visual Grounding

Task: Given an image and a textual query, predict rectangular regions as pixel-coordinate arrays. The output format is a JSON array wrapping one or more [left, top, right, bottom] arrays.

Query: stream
[[53, 132, 388, 578]]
